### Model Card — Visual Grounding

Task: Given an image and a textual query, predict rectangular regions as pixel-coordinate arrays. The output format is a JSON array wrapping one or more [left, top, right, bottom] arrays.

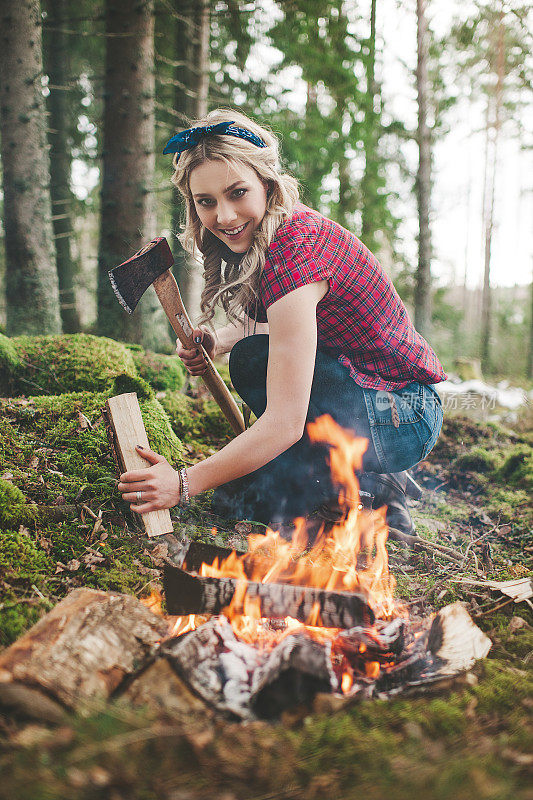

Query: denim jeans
[[212, 334, 443, 524]]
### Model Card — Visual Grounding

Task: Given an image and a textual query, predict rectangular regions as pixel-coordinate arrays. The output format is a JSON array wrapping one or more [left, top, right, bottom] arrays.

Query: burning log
[[0, 589, 167, 713], [163, 562, 375, 629], [162, 619, 337, 720]]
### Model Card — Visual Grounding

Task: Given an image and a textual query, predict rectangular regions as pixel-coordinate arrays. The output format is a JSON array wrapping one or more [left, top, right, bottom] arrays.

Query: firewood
[[163, 563, 375, 629], [105, 392, 174, 537], [0, 589, 167, 710]]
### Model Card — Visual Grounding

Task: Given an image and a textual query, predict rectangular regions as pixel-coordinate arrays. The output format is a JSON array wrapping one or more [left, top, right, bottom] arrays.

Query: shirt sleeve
[[259, 216, 330, 311]]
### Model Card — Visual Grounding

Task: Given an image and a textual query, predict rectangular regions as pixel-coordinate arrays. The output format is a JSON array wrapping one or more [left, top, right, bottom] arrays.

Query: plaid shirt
[[250, 203, 447, 391]]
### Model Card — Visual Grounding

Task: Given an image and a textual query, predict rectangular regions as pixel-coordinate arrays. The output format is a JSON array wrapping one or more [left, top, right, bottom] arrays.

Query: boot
[[358, 471, 419, 537]]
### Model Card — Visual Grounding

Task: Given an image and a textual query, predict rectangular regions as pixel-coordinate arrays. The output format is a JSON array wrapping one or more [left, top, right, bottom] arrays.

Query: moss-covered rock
[[0, 479, 37, 529], [128, 346, 186, 392], [0, 334, 143, 396], [0, 391, 183, 507]]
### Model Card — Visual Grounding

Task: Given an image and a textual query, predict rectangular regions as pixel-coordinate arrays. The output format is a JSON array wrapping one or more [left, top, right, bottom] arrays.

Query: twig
[[473, 597, 515, 618], [387, 529, 466, 564]]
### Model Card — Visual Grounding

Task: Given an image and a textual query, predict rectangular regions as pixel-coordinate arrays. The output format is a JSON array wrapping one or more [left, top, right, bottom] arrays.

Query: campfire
[[140, 416, 492, 719]]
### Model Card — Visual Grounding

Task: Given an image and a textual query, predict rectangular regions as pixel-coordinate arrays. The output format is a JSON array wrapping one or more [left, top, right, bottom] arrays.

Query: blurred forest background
[[0, 0, 531, 379]]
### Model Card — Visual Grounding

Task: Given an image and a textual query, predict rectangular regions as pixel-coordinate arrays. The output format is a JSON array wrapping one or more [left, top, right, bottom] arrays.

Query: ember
[[140, 416, 491, 718]]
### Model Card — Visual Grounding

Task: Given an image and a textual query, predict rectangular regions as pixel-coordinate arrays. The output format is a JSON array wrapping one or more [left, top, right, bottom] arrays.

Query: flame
[[144, 416, 406, 683], [141, 588, 207, 640], [341, 670, 354, 694]]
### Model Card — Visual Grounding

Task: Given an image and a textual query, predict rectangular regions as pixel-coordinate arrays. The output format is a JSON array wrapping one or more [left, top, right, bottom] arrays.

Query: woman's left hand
[[117, 446, 180, 513]]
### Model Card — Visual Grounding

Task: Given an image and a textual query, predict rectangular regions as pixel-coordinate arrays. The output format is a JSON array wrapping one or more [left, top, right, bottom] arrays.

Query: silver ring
[[136, 490, 142, 502]]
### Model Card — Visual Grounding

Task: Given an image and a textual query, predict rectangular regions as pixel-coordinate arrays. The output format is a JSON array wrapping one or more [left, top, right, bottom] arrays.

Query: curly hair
[[170, 108, 299, 327]]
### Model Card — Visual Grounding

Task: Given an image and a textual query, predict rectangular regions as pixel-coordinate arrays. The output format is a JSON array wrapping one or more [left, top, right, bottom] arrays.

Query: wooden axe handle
[[152, 271, 245, 435]]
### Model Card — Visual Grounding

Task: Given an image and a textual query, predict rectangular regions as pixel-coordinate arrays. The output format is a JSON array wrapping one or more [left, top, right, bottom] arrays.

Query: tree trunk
[[184, 0, 211, 323], [414, 0, 432, 339], [193, 0, 210, 119], [171, 0, 196, 314], [97, 0, 169, 348], [480, 9, 504, 373], [0, 0, 61, 335], [43, 0, 81, 333], [361, 0, 380, 251]]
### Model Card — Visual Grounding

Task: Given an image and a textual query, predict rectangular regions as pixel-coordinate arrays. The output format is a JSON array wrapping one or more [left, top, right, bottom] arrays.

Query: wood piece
[[152, 270, 245, 435], [0, 589, 167, 710], [162, 618, 260, 719], [124, 659, 210, 718], [142, 534, 247, 572], [163, 563, 375, 629], [250, 634, 338, 719], [106, 392, 173, 537]]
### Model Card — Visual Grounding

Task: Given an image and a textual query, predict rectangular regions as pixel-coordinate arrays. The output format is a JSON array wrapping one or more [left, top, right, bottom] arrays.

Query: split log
[[162, 619, 259, 719], [105, 392, 173, 537], [0, 589, 167, 710], [163, 563, 375, 629]]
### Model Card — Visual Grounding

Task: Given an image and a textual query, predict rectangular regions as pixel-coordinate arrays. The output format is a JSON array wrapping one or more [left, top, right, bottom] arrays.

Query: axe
[[108, 237, 245, 435]]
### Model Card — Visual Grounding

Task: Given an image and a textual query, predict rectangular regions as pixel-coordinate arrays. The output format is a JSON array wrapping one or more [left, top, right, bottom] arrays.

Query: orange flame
[[191, 415, 403, 646]]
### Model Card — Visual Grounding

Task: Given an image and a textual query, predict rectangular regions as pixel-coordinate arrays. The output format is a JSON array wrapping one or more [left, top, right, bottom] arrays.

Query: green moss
[[0, 333, 21, 392], [2, 334, 139, 396], [496, 445, 533, 492], [160, 390, 233, 449], [453, 446, 501, 474], [0, 479, 37, 528], [0, 528, 54, 647], [139, 397, 184, 465], [129, 347, 186, 392], [0, 391, 182, 507]]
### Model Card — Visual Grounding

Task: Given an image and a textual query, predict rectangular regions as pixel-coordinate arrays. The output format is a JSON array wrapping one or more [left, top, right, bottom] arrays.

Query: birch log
[[0, 589, 167, 710]]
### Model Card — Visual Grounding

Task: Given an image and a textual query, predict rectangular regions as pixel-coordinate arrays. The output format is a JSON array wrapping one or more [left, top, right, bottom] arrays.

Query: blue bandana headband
[[163, 120, 267, 160]]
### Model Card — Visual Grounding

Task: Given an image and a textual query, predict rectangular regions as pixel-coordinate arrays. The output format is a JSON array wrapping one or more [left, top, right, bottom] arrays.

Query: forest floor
[[0, 333, 532, 800]]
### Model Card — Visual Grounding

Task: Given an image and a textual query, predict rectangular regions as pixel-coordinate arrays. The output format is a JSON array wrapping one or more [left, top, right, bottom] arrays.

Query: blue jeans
[[212, 335, 443, 523]]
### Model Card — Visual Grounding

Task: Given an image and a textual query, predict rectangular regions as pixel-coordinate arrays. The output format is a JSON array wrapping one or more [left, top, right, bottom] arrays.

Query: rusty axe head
[[108, 237, 174, 314]]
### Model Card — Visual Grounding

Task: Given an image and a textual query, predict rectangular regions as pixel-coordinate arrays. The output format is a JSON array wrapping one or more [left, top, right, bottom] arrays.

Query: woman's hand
[[117, 446, 180, 513], [176, 327, 216, 376]]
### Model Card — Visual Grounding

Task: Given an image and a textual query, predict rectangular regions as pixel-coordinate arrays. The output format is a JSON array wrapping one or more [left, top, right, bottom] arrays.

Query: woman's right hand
[[176, 327, 216, 375]]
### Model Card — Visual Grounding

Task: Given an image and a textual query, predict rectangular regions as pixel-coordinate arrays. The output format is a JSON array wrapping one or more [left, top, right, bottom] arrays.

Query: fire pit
[[143, 416, 492, 719]]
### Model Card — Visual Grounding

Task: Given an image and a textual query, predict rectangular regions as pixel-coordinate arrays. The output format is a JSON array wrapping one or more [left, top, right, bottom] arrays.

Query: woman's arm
[[118, 281, 327, 512]]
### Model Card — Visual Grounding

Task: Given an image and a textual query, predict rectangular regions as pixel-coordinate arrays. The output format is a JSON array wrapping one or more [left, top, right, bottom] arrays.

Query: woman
[[118, 109, 446, 535]]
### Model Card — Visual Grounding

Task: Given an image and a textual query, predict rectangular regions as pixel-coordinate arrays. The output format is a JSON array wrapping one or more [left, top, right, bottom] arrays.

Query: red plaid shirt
[[250, 203, 447, 391]]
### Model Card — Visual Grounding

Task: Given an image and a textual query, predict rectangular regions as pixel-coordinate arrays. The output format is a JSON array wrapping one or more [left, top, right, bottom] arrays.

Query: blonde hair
[[171, 109, 299, 326]]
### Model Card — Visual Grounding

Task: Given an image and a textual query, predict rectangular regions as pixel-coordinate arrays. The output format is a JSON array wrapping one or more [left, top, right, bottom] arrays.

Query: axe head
[[108, 237, 174, 314]]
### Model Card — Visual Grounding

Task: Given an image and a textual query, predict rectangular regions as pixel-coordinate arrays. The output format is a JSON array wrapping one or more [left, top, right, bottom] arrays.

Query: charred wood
[[163, 563, 375, 629]]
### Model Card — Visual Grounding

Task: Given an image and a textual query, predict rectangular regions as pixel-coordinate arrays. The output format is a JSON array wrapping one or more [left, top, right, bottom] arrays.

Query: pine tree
[[43, 0, 82, 333], [414, 0, 432, 339], [97, 0, 169, 348], [0, 0, 62, 335]]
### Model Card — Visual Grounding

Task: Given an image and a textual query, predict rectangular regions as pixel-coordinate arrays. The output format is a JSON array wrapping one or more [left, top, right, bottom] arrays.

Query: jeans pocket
[[364, 383, 443, 472]]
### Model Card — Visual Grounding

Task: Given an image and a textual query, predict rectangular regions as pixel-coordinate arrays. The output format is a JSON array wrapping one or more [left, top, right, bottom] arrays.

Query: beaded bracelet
[[178, 466, 190, 505]]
